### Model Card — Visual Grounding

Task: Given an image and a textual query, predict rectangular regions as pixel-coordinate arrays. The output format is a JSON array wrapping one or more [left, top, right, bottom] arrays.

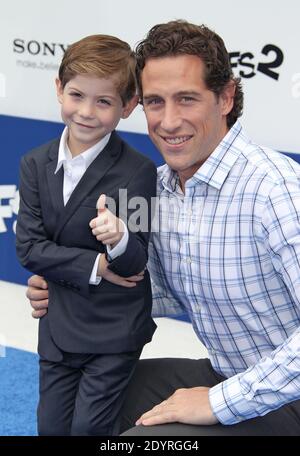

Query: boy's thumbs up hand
[[90, 194, 124, 248], [97, 194, 106, 215]]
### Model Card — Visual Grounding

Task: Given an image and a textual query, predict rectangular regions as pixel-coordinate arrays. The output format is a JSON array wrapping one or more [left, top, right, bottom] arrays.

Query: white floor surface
[[0, 280, 207, 359]]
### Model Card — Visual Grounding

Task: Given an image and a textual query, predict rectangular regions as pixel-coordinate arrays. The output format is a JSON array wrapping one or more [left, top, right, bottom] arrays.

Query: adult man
[[27, 20, 300, 436]]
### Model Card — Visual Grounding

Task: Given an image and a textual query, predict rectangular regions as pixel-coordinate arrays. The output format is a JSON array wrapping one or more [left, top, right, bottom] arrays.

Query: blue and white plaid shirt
[[148, 121, 300, 425]]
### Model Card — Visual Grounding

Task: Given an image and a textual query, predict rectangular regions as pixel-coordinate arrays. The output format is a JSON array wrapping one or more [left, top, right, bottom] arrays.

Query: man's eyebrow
[[175, 90, 202, 97], [142, 94, 162, 100], [143, 91, 202, 99]]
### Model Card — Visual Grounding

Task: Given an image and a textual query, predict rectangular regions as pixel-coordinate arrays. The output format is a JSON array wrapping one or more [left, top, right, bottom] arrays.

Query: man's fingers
[[26, 287, 49, 301], [136, 400, 176, 426], [30, 299, 49, 311], [136, 409, 169, 426], [125, 274, 144, 282], [137, 413, 175, 426], [32, 309, 47, 319], [112, 278, 136, 288], [27, 275, 48, 289], [105, 272, 137, 288], [120, 281, 137, 288]]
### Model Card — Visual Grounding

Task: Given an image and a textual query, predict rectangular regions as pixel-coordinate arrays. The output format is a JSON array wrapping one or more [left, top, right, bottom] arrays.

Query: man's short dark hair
[[135, 20, 243, 128]]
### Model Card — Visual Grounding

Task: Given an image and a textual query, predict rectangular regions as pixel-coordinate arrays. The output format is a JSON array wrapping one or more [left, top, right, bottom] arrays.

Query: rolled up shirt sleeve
[[209, 326, 300, 425]]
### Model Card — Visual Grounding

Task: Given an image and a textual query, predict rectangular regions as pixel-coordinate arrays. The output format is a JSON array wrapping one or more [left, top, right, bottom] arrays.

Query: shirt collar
[[54, 127, 111, 173], [159, 121, 250, 192]]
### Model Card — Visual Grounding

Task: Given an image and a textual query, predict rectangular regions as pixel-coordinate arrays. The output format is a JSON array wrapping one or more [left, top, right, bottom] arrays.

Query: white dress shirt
[[54, 127, 129, 284]]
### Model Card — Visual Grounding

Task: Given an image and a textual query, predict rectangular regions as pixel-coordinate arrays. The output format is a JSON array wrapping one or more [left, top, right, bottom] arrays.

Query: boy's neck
[[63, 128, 111, 159], [67, 137, 91, 157]]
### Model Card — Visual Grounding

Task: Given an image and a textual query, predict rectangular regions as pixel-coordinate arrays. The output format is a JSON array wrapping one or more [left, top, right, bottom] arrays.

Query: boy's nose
[[79, 102, 95, 118]]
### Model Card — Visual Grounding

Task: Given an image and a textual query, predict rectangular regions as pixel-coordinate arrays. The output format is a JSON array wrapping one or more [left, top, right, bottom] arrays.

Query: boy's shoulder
[[116, 133, 156, 170], [23, 137, 60, 163]]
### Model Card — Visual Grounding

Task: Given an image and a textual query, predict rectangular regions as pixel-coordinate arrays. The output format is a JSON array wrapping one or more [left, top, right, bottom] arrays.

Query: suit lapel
[[53, 131, 122, 241], [46, 139, 64, 215]]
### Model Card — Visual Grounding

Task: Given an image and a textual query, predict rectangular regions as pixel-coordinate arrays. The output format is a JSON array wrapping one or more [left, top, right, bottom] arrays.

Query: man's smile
[[161, 135, 193, 145]]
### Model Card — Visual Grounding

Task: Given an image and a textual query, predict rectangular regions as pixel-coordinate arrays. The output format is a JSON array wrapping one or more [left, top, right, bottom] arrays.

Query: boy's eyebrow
[[67, 85, 118, 100]]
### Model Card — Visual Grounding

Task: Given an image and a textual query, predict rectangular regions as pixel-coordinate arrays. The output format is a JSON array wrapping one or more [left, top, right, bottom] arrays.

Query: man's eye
[[181, 96, 194, 103], [70, 92, 82, 98], [144, 98, 162, 106]]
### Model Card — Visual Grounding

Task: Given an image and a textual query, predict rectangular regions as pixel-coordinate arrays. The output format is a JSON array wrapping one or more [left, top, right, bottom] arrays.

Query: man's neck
[[177, 167, 201, 193]]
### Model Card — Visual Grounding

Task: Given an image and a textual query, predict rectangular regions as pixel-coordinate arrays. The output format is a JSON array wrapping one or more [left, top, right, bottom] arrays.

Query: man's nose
[[160, 103, 182, 132]]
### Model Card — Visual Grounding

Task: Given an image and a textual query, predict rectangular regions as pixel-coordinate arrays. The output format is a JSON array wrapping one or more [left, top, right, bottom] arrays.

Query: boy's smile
[[56, 74, 135, 156]]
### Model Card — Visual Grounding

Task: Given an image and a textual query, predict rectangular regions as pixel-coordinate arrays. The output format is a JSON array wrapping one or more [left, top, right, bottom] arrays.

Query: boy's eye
[[98, 99, 111, 106], [69, 92, 82, 98]]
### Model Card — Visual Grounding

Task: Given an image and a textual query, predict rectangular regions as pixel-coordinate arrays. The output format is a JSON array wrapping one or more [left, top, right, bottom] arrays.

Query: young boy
[[16, 35, 157, 436]]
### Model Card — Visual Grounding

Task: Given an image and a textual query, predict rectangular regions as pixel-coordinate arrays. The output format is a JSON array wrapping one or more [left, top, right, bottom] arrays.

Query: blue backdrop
[[0, 114, 163, 284], [1, 114, 300, 285]]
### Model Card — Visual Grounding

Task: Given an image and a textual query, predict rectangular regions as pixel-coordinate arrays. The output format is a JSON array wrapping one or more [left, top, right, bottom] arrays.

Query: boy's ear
[[55, 78, 64, 104], [121, 94, 139, 119]]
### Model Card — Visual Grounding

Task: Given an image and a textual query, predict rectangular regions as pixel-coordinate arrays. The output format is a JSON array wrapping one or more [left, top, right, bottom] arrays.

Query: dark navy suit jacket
[[16, 131, 157, 361]]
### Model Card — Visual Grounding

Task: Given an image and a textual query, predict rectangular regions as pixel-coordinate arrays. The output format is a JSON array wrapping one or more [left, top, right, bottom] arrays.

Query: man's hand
[[135, 387, 218, 427], [26, 275, 49, 318], [89, 194, 124, 248], [97, 254, 144, 288]]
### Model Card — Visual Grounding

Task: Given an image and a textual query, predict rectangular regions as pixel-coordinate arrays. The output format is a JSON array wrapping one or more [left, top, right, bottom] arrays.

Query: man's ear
[[220, 80, 236, 116], [121, 94, 139, 119], [55, 78, 63, 104]]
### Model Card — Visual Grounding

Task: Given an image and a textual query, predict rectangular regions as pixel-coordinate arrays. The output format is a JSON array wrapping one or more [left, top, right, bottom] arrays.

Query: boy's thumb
[[97, 194, 106, 215]]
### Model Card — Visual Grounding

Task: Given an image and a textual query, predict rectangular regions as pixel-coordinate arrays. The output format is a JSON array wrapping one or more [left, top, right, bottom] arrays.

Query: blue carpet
[[0, 347, 38, 436]]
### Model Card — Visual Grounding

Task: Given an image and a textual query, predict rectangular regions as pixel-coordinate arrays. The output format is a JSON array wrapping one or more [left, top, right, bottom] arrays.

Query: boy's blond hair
[[58, 34, 136, 105]]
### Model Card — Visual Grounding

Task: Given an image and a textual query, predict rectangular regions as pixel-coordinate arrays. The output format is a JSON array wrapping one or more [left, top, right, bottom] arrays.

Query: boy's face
[[56, 74, 137, 156]]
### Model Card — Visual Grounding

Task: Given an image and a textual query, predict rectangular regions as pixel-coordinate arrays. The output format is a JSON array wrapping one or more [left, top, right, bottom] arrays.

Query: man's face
[[141, 55, 233, 185]]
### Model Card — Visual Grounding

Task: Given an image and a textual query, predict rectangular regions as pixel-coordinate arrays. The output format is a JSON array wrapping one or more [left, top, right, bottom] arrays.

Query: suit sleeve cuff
[[89, 253, 102, 285], [106, 220, 129, 261]]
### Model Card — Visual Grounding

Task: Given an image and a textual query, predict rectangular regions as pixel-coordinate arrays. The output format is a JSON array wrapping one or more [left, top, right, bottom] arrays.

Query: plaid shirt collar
[[159, 120, 249, 192]]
